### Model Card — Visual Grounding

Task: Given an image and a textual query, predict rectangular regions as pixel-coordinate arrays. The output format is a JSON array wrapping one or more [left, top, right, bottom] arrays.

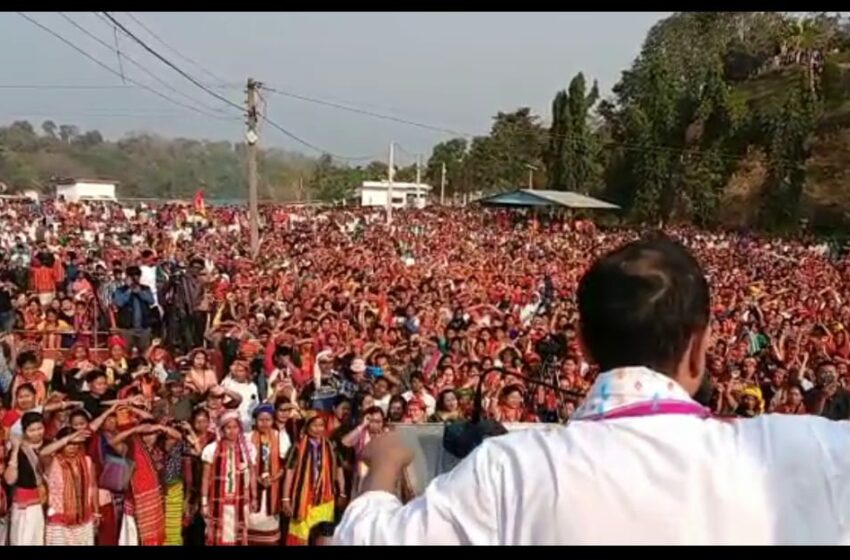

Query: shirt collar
[[572, 366, 696, 421]]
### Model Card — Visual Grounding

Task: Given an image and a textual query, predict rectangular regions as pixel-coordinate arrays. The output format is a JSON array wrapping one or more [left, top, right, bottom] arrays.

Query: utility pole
[[525, 163, 538, 190], [246, 77, 260, 257], [298, 175, 304, 203], [386, 141, 394, 225], [415, 153, 421, 209], [440, 162, 446, 206]]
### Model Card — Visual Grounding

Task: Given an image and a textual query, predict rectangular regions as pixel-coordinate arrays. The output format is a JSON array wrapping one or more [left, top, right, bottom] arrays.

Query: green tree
[[58, 124, 79, 144], [426, 138, 466, 197], [545, 72, 600, 192], [309, 154, 358, 202], [463, 108, 546, 192], [41, 120, 57, 139], [758, 76, 819, 229]]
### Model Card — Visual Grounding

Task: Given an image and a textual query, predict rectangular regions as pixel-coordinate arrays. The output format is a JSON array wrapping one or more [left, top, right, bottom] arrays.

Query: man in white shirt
[[220, 360, 260, 433], [138, 249, 160, 308], [335, 236, 850, 545]]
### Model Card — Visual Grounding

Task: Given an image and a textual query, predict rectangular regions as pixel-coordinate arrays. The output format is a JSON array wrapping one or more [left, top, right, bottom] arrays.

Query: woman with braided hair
[[246, 403, 291, 545], [281, 413, 346, 546], [200, 410, 257, 546]]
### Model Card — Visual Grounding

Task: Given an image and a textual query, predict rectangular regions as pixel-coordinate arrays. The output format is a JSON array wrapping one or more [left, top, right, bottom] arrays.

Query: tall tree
[[464, 108, 546, 192], [426, 138, 467, 197], [41, 120, 57, 139], [58, 124, 79, 144], [545, 72, 600, 192], [758, 75, 819, 229]]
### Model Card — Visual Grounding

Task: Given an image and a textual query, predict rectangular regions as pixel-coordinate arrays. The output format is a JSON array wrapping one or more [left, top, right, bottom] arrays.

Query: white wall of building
[[359, 181, 431, 208], [55, 181, 117, 202]]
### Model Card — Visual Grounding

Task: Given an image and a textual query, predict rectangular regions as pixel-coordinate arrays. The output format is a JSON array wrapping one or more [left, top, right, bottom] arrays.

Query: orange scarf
[[50, 454, 94, 526], [250, 430, 282, 516]]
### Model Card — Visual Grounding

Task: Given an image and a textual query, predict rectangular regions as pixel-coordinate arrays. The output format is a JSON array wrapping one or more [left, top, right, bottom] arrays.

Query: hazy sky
[[1, 12, 670, 163]]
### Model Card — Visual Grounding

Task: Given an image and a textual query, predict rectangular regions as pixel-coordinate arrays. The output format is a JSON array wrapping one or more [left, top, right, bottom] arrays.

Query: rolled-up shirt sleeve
[[334, 441, 503, 545]]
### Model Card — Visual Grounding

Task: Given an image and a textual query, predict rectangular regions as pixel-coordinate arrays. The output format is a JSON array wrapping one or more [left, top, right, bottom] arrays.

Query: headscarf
[[253, 403, 275, 419], [216, 410, 253, 468], [313, 350, 333, 389], [741, 385, 765, 414]]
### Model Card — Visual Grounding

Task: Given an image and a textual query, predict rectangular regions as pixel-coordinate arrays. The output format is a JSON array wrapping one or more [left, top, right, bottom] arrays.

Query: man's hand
[[362, 430, 414, 472]]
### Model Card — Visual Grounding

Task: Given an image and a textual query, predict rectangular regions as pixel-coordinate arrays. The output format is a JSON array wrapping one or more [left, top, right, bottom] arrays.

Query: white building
[[356, 180, 432, 208], [54, 178, 118, 202]]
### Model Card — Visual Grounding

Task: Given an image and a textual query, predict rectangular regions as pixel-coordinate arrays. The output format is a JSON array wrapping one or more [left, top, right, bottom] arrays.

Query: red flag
[[193, 189, 206, 215]]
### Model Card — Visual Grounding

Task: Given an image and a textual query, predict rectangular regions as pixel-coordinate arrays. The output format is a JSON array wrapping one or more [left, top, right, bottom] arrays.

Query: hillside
[[723, 51, 850, 229], [0, 124, 319, 201]]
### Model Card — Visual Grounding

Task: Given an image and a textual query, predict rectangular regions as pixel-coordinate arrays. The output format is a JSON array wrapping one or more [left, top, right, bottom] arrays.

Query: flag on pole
[[193, 189, 206, 216]]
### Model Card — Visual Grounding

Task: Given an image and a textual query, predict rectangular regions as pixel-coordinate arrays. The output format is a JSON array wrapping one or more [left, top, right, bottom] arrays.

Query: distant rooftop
[[478, 189, 619, 210]]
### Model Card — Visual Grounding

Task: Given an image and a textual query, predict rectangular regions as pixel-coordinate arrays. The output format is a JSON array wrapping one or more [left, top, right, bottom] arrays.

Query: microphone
[[442, 367, 587, 459]]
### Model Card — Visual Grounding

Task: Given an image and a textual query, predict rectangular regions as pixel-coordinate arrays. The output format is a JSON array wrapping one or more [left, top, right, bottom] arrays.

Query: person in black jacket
[[112, 266, 155, 354]]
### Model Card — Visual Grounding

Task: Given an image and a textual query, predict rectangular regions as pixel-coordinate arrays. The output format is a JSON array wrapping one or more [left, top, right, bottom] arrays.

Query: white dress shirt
[[335, 367, 850, 545]]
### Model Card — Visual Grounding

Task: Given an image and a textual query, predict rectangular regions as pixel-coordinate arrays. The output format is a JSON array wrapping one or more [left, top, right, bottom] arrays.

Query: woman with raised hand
[[39, 426, 98, 545], [4, 411, 48, 545]]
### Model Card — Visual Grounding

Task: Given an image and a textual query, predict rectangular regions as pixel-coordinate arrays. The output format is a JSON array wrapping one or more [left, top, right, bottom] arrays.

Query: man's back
[[336, 413, 850, 545]]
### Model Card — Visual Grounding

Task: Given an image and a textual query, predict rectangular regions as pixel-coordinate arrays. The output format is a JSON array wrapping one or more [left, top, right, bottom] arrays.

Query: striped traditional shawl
[[207, 440, 250, 545], [48, 454, 94, 526], [288, 435, 336, 523], [250, 430, 281, 516]]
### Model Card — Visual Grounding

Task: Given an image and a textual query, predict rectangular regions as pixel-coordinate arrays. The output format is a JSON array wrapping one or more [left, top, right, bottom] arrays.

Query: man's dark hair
[[15, 382, 36, 397], [128, 357, 149, 373], [86, 369, 107, 384], [577, 237, 710, 374], [17, 351, 38, 369], [126, 265, 142, 277], [308, 521, 336, 545], [362, 405, 384, 418]]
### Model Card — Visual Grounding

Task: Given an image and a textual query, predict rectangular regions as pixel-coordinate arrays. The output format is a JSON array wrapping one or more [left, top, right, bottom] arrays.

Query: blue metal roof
[[478, 189, 619, 210]]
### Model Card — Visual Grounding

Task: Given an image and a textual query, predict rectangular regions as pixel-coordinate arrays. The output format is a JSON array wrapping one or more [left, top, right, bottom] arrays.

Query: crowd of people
[[0, 196, 849, 546]]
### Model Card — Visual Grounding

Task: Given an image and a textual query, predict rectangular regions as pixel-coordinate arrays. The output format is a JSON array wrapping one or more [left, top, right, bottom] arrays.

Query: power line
[[60, 12, 233, 116], [264, 84, 786, 166], [102, 12, 244, 114], [122, 12, 230, 87], [1, 111, 213, 119], [16, 12, 231, 121], [9, 15, 784, 168], [260, 111, 380, 163], [264, 85, 471, 138], [0, 84, 135, 90]]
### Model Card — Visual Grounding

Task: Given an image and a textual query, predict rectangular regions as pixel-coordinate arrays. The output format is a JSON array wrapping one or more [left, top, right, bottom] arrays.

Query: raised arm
[[334, 432, 500, 545], [89, 403, 120, 433], [39, 429, 89, 462]]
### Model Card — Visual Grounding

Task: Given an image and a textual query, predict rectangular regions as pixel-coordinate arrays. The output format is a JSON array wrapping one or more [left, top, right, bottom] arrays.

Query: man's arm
[[113, 287, 130, 308], [137, 287, 155, 306], [334, 432, 501, 545]]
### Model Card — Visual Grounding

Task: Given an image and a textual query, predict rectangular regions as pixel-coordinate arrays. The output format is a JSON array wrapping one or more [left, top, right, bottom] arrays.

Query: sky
[[0, 12, 670, 164]]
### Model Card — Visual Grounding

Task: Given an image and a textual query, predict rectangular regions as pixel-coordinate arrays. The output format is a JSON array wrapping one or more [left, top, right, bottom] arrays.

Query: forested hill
[[420, 12, 850, 232], [0, 123, 320, 201]]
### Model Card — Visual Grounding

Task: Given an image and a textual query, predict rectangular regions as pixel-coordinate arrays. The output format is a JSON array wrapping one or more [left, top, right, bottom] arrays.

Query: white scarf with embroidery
[[572, 366, 697, 421]]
